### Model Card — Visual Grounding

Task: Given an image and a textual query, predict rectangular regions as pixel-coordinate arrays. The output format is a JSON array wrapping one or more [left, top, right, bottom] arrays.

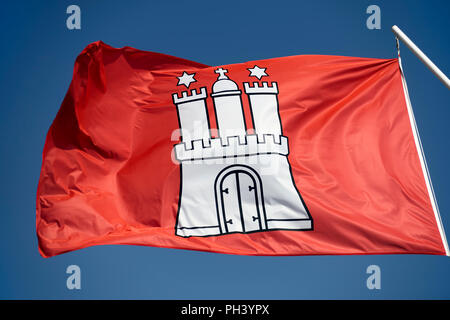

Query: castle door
[[216, 166, 266, 234]]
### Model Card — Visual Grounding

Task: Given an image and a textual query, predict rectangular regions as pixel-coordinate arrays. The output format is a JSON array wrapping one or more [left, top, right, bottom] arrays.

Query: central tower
[[211, 68, 246, 138]]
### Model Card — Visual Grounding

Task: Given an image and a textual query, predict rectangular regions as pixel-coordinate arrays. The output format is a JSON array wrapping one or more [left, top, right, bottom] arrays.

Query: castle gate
[[215, 165, 267, 234]]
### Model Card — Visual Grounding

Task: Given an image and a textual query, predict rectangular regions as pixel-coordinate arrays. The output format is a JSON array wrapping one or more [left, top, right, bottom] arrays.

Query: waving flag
[[36, 41, 448, 257]]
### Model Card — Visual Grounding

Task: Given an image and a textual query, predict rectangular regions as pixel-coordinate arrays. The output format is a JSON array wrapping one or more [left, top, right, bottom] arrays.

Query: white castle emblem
[[172, 67, 312, 237]]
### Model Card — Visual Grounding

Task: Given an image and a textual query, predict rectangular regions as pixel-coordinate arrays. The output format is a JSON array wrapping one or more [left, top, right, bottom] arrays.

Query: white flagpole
[[393, 26, 450, 255], [392, 25, 450, 90]]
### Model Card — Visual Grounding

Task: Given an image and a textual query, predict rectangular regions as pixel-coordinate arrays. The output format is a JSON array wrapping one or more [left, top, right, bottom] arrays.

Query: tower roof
[[212, 68, 240, 95]]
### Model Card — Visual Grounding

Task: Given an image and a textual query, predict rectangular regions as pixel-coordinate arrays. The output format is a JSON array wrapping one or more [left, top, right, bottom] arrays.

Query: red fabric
[[36, 41, 446, 257]]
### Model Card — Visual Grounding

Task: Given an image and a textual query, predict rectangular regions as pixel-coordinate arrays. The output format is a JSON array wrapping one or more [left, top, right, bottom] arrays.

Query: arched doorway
[[214, 165, 267, 234]]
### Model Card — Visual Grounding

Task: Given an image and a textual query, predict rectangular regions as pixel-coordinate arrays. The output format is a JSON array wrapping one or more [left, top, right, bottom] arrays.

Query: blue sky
[[0, 0, 448, 299]]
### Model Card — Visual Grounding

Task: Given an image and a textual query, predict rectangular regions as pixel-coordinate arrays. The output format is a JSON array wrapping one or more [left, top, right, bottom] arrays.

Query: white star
[[177, 71, 196, 88], [247, 65, 268, 80]]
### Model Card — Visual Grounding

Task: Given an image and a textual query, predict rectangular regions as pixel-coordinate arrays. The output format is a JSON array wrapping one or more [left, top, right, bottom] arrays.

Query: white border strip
[[397, 44, 449, 256]]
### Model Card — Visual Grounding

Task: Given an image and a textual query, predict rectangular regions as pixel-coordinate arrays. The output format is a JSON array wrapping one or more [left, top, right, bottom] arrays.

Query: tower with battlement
[[244, 82, 282, 136], [172, 68, 312, 237], [173, 87, 210, 143]]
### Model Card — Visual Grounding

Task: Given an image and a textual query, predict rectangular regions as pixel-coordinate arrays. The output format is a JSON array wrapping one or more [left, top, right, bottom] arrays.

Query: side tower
[[172, 87, 210, 142], [244, 82, 282, 136]]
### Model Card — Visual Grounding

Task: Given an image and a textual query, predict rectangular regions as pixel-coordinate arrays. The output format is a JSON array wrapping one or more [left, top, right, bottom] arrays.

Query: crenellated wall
[[174, 134, 289, 162]]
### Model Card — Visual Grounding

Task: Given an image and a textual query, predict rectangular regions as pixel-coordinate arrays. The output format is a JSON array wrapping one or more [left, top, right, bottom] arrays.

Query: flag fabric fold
[[36, 41, 448, 257]]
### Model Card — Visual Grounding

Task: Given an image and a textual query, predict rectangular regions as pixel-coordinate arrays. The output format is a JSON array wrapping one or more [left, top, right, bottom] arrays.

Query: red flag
[[36, 41, 448, 257]]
